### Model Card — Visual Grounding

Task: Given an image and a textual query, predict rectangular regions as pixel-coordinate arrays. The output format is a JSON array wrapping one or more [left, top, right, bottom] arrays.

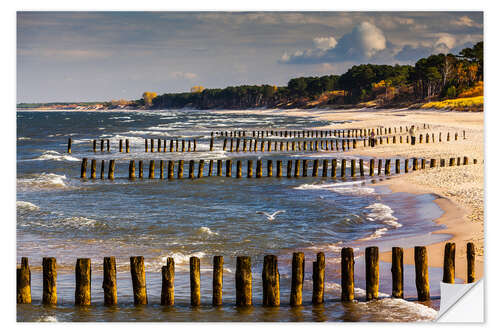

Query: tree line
[[144, 41, 483, 109]]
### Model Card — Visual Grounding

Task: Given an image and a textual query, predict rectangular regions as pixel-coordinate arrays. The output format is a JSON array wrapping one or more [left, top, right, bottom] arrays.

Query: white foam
[[294, 182, 375, 195], [36, 315, 58, 322], [34, 150, 80, 162], [359, 227, 388, 241], [17, 173, 68, 191], [16, 201, 39, 211], [109, 116, 131, 120], [365, 203, 402, 228], [18, 137, 31, 141], [197, 226, 219, 236]]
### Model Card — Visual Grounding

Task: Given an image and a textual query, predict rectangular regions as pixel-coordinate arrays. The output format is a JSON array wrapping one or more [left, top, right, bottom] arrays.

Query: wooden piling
[[119, 139, 123, 153], [126, 139, 130, 153], [189, 160, 195, 179], [290, 252, 304, 306], [256, 160, 262, 178], [385, 159, 391, 175], [395, 159, 400, 174], [378, 159, 382, 175], [161, 258, 175, 306], [341, 248, 354, 302], [312, 252, 325, 305], [100, 160, 105, 179], [93, 139, 97, 152], [67, 137, 72, 154], [226, 160, 232, 177], [17, 257, 31, 304], [130, 256, 148, 305], [75, 258, 91, 305], [467, 242, 475, 283], [443, 242, 455, 284], [235, 256, 252, 306], [294, 159, 300, 177], [208, 160, 214, 176], [103, 257, 117, 306], [322, 160, 329, 177], [331, 159, 337, 178], [341, 159, 346, 178], [267, 160, 273, 177], [107, 139, 110, 152], [414, 247, 430, 301], [369, 159, 375, 176], [430, 159, 436, 168], [190, 257, 201, 306], [286, 160, 292, 178], [129, 160, 136, 179], [421, 158, 426, 169], [101, 139, 104, 152], [392, 247, 403, 298], [262, 255, 280, 307], [365, 247, 379, 301], [413, 158, 418, 171], [108, 160, 115, 180], [91, 159, 97, 179], [178, 160, 184, 179], [213, 256, 223, 306], [42, 257, 57, 305], [302, 160, 308, 177], [449, 157, 456, 166], [217, 160, 223, 177], [81, 158, 88, 179], [145, 139, 148, 152], [149, 160, 155, 179], [247, 160, 253, 178]]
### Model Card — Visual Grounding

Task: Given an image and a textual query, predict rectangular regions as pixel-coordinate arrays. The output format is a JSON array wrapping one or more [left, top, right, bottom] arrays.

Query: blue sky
[[17, 11, 483, 103]]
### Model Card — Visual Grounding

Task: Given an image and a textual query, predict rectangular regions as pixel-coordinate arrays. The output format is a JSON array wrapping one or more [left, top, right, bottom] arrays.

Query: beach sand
[[216, 108, 484, 281]]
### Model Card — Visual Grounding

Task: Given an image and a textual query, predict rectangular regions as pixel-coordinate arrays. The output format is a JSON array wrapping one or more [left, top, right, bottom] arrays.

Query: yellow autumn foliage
[[421, 96, 483, 111], [142, 91, 157, 106]]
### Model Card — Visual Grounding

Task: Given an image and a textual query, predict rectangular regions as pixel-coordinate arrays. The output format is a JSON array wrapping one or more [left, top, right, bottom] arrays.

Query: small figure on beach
[[370, 129, 376, 147], [409, 125, 416, 145]]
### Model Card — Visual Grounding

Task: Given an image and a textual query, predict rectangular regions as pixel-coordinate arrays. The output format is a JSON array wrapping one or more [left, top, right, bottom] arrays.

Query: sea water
[[17, 110, 448, 322]]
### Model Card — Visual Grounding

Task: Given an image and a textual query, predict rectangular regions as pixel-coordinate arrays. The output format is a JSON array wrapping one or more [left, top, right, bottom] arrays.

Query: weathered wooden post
[[130, 256, 148, 305], [81, 158, 88, 179], [247, 160, 253, 178], [101, 139, 104, 152], [93, 139, 97, 152], [449, 157, 456, 166], [236, 256, 252, 306], [236, 160, 242, 178], [455, 132, 458, 140], [392, 247, 403, 298], [149, 160, 155, 179], [128, 160, 136, 180], [331, 159, 337, 178], [119, 139, 123, 153], [178, 160, 184, 179], [107, 139, 110, 152], [413, 158, 418, 171], [217, 160, 223, 177], [100, 160, 105, 179], [294, 159, 300, 177], [426, 133, 429, 143], [236, 138, 240, 152], [181, 140, 185, 152], [312, 160, 319, 177], [108, 160, 115, 180], [17, 257, 31, 304], [359, 159, 365, 177], [187, 140, 191, 152], [365, 247, 379, 301], [447, 132, 450, 141], [90, 159, 97, 179], [213, 256, 223, 306], [75, 258, 91, 305], [302, 160, 308, 177], [290, 252, 304, 306], [421, 158, 426, 170], [440, 159, 446, 167], [226, 159, 233, 177], [463, 156, 469, 165], [341, 159, 346, 178], [103, 257, 117, 306], [286, 160, 292, 178], [351, 159, 356, 177], [161, 258, 175, 306], [262, 255, 280, 307], [312, 252, 325, 305], [190, 257, 201, 306], [67, 137, 72, 154], [322, 160, 329, 177], [170, 140, 174, 152], [208, 160, 214, 176], [197, 160, 205, 178], [443, 242, 455, 284], [256, 159, 262, 178], [395, 159, 400, 174], [467, 242, 475, 283], [369, 159, 375, 176], [414, 247, 430, 301], [267, 160, 273, 177], [341, 248, 354, 302], [385, 159, 391, 175], [378, 159, 382, 175], [430, 159, 436, 168], [145, 139, 148, 152], [42, 257, 57, 305]]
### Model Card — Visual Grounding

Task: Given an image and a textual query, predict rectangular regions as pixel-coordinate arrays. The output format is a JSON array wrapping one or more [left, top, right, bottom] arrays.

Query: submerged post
[[67, 137, 72, 154], [247, 160, 253, 178], [108, 160, 115, 180], [312, 252, 325, 305], [236, 256, 252, 306], [392, 247, 404, 298], [75, 258, 91, 305], [414, 247, 430, 301], [161, 258, 175, 306], [213, 256, 223, 306], [81, 158, 88, 179], [341, 248, 354, 302], [262, 255, 280, 307], [341, 159, 346, 178], [365, 247, 379, 301], [190, 257, 201, 306], [130, 256, 148, 305], [290, 252, 305, 306], [42, 257, 57, 305], [90, 159, 97, 179], [256, 159, 262, 178], [103, 257, 117, 306], [17, 257, 31, 304]]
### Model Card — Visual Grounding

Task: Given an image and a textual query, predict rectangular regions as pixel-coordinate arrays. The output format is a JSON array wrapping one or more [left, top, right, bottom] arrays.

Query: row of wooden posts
[[213, 124, 431, 139], [16, 242, 475, 306], [80, 156, 477, 180]]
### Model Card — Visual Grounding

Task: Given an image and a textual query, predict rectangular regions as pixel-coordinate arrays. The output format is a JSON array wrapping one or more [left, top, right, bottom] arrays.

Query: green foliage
[[445, 85, 457, 98]]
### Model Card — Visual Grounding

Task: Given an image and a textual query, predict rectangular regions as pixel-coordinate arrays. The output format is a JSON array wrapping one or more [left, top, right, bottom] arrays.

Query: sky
[[17, 11, 483, 103]]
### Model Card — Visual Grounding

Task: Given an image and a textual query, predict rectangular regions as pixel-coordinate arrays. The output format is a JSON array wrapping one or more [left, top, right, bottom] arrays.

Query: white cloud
[[313, 37, 338, 51], [456, 16, 481, 28], [171, 71, 198, 80], [353, 22, 386, 58], [435, 34, 456, 49]]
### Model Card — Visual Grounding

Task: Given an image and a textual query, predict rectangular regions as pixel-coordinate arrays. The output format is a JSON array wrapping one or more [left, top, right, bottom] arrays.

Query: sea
[[16, 109, 451, 322]]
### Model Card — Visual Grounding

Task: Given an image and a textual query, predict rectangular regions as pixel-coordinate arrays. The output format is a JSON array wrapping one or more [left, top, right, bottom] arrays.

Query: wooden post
[[178, 160, 184, 179], [467, 242, 475, 283], [430, 159, 436, 168], [302, 160, 308, 177], [81, 158, 88, 179], [443, 242, 455, 283], [350, 159, 356, 178], [365, 247, 379, 301], [130, 256, 148, 305], [236, 256, 252, 306], [287, 160, 292, 178], [197, 160, 205, 178], [107, 139, 110, 152], [236, 160, 242, 178], [247, 160, 253, 178], [128, 160, 136, 180], [208, 160, 214, 176], [126, 139, 130, 153], [369, 159, 374, 176], [100, 160, 105, 179], [93, 139, 97, 152], [294, 159, 300, 177], [213, 256, 223, 306], [181, 140, 185, 152], [189, 160, 195, 179], [17, 257, 31, 304], [42, 257, 57, 305], [341, 159, 346, 178], [91, 159, 97, 179], [385, 159, 391, 175], [312, 252, 325, 305], [217, 160, 223, 177], [395, 159, 400, 174], [414, 247, 430, 301], [149, 160, 155, 179], [103, 257, 117, 306], [341, 248, 354, 302], [158, 160, 164, 179], [378, 159, 382, 175], [161, 258, 175, 306], [421, 158, 426, 170], [166, 160, 174, 179], [119, 139, 123, 153], [322, 160, 329, 177], [463, 156, 469, 165], [190, 257, 201, 306], [440, 159, 446, 167], [226, 160, 232, 177], [413, 158, 418, 171], [67, 137, 72, 154], [267, 160, 273, 177], [449, 157, 456, 166], [101, 139, 104, 152], [290, 252, 304, 306], [331, 159, 337, 178], [75, 258, 91, 305], [108, 160, 115, 180], [262, 255, 280, 307], [392, 247, 403, 298], [145, 139, 148, 152]]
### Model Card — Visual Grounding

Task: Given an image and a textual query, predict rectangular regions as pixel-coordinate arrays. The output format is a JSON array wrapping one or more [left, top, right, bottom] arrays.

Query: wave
[[358, 227, 388, 241], [36, 316, 58, 322], [365, 203, 402, 228], [17, 137, 31, 141], [34, 150, 80, 162], [294, 182, 375, 195], [16, 201, 40, 212], [17, 173, 68, 191], [197, 226, 219, 236], [109, 116, 131, 120]]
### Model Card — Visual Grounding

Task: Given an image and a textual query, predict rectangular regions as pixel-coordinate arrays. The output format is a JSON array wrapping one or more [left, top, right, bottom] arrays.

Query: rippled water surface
[[17, 110, 447, 322]]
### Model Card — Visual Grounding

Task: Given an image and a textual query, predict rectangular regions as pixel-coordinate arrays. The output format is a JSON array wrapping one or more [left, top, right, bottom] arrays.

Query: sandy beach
[[216, 108, 484, 281]]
